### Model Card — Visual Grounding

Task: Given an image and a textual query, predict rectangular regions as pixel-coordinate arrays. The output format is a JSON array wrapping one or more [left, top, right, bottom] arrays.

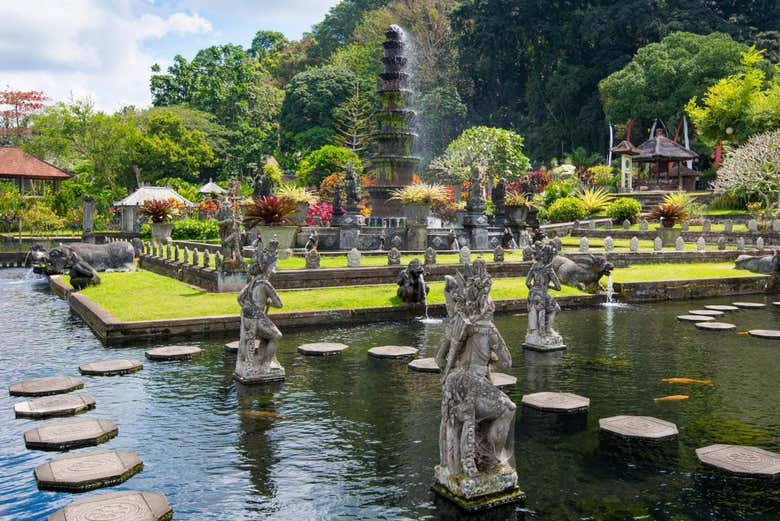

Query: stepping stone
[[676, 315, 715, 322], [145, 345, 202, 360], [368, 345, 418, 359], [748, 329, 780, 340], [408, 357, 440, 373], [489, 372, 517, 388], [773, 302, 780, 307], [705, 305, 740, 311], [599, 415, 678, 441], [9, 376, 83, 397], [733, 302, 766, 309], [79, 359, 143, 376], [696, 444, 780, 478], [224, 340, 239, 352], [14, 394, 96, 419], [34, 450, 143, 492], [24, 418, 118, 451], [695, 322, 736, 331], [297, 342, 349, 356], [47, 491, 173, 521], [689, 309, 724, 316], [521, 392, 589, 413]]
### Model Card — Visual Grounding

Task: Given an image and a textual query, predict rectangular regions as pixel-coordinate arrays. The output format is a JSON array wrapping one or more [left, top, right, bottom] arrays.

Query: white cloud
[[0, 1, 213, 111]]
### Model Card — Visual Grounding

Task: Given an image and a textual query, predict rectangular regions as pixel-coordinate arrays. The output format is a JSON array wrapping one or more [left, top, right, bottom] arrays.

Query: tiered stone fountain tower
[[368, 25, 421, 218]]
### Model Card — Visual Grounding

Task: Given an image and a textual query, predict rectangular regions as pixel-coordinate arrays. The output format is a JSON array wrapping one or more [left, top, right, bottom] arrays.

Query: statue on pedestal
[[252, 166, 272, 200], [396, 258, 429, 303], [433, 258, 522, 510], [344, 163, 361, 213], [304, 230, 319, 252], [218, 181, 245, 272], [523, 241, 565, 351], [492, 178, 506, 226], [234, 239, 285, 384]]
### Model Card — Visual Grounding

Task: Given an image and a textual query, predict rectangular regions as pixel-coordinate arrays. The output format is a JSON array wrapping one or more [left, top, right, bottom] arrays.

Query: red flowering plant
[[243, 196, 297, 229], [196, 199, 220, 216], [306, 201, 334, 226], [138, 198, 184, 223]]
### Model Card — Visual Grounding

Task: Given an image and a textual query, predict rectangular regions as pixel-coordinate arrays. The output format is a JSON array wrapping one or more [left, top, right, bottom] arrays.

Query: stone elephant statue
[[551, 254, 614, 291], [29, 241, 135, 275]]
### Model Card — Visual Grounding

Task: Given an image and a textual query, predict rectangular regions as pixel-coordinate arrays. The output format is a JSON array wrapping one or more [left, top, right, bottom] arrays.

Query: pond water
[[1, 267, 778, 521]]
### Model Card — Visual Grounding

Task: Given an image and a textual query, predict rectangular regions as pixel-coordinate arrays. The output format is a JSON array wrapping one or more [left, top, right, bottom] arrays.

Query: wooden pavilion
[[0, 147, 69, 195], [633, 129, 699, 191]]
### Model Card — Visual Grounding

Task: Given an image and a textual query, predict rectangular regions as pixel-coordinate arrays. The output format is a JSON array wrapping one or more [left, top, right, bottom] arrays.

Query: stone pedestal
[[82, 199, 95, 237], [432, 462, 524, 512], [658, 226, 680, 247], [234, 337, 285, 384], [464, 212, 490, 250], [120, 205, 139, 234], [217, 270, 248, 292], [523, 331, 566, 352], [407, 223, 427, 251], [338, 213, 361, 250]]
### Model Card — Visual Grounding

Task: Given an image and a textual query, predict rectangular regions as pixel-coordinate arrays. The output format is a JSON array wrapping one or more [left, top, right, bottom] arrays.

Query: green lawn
[[72, 261, 758, 322], [73, 270, 585, 321]]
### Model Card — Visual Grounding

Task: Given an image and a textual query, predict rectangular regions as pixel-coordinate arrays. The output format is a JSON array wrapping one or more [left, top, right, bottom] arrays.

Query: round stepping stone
[[24, 418, 118, 451], [79, 359, 143, 376], [748, 329, 780, 340], [689, 309, 724, 316], [9, 376, 83, 397], [34, 450, 143, 492], [705, 305, 740, 311], [676, 315, 715, 322], [145, 345, 202, 360], [696, 444, 780, 478], [14, 394, 95, 419], [522, 392, 589, 413], [368, 345, 418, 359], [47, 491, 173, 521], [224, 340, 239, 352], [408, 357, 440, 373], [297, 342, 349, 356], [773, 302, 780, 307], [599, 415, 678, 441], [733, 302, 766, 309], [489, 372, 517, 388], [695, 322, 736, 331]]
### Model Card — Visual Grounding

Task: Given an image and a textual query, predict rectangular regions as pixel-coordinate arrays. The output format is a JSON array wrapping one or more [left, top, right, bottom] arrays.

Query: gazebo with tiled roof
[[0, 147, 69, 195]]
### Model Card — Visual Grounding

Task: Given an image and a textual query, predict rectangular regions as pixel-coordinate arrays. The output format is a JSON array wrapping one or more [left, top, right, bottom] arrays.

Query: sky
[[0, 0, 340, 112]]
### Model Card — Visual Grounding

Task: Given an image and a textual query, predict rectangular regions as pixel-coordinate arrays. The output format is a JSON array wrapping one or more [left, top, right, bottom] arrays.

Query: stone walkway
[[24, 418, 117, 451], [79, 359, 143, 376], [47, 491, 173, 521], [368, 345, 419, 358], [297, 342, 349, 356], [145, 345, 202, 360], [9, 376, 83, 397], [694, 322, 736, 330]]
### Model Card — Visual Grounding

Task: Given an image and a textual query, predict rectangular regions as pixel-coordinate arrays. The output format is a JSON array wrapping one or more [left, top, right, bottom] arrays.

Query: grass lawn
[[73, 270, 585, 321], [73, 261, 757, 322], [611, 262, 757, 283]]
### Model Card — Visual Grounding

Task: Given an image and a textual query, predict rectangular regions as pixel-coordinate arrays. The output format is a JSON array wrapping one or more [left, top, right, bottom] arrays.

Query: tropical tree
[[0, 90, 46, 144], [428, 126, 529, 183], [686, 48, 780, 144], [296, 145, 361, 187], [333, 82, 375, 154], [715, 129, 780, 221]]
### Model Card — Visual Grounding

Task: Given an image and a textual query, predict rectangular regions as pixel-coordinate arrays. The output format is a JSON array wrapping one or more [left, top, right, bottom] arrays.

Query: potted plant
[[649, 202, 689, 246], [138, 198, 183, 243], [275, 184, 318, 225], [504, 191, 533, 225], [389, 183, 448, 225], [243, 195, 299, 249]]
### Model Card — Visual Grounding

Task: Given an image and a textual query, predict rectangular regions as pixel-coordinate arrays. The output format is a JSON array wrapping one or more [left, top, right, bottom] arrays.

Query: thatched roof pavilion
[[633, 129, 699, 191]]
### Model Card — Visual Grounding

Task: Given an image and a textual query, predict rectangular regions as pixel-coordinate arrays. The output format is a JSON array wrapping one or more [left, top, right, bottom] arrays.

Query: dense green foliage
[[296, 145, 361, 187], [546, 197, 588, 223], [171, 218, 220, 241], [607, 198, 643, 223], [429, 126, 529, 182]]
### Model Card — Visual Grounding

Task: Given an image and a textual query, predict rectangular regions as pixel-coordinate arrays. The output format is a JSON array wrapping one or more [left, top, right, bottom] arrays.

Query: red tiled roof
[[0, 147, 70, 180]]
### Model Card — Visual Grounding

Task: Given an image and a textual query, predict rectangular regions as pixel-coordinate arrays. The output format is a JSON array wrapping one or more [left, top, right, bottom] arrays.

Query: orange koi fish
[[661, 378, 713, 385], [654, 395, 690, 402]]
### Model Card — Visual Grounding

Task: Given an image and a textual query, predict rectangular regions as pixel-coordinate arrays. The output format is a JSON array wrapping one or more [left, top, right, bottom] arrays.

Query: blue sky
[[0, 0, 340, 111]]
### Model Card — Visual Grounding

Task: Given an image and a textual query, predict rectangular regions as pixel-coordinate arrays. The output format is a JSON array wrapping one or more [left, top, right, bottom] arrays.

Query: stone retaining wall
[[0, 251, 28, 267], [570, 228, 780, 245], [615, 275, 775, 302]]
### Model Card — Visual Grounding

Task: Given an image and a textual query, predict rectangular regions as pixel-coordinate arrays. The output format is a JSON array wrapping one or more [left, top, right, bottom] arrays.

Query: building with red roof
[[0, 146, 69, 195]]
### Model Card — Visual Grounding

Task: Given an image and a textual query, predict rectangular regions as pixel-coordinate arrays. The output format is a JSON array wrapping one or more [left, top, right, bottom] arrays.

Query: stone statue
[[466, 166, 486, 214], [388, 247, 401, 265], [500, 227, 516, 249], [305, 248, 320, 269], [252, 166, 272, 200], [433, 258, 520, 508], [218, 183, 245, 272], [344, 163, 361, 213], [29, 242, 134, 275], [552, 254, 613, 291], [493, 246, 505, 263], [347, 248, 361, 267], [448, 229, 460, 251], [396, 259, 429, 303], [332, 187, 344, 219], [424, 247, 437, 265], [735, 250, 780, 275], [524, 241, 565, 350], [492, 178, 506, 225], [234, 239, 285, 384], [304, 230, 319, 252]]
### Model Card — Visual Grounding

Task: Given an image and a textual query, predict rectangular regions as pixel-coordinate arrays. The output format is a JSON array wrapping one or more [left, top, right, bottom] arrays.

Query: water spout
[[605, 273, 614, 304]]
